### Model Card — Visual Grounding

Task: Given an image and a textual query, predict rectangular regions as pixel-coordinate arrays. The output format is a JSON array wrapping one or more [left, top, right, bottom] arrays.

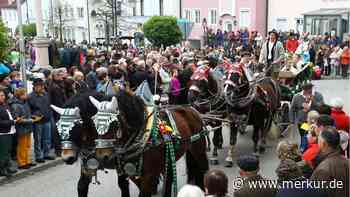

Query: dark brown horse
[[52, 90, 208, 197], [224, 65, 280, 153], [187, 65, 238, 166]]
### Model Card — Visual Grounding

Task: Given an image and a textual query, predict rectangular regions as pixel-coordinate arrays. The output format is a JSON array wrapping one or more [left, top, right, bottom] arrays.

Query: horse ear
[[74, 107, 81, 117], [51, 105, 65, 115], [89, 96, 100, 109], [110, 97, 118, 108]]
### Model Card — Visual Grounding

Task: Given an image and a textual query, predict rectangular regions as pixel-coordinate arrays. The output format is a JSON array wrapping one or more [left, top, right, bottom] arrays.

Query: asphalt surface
[[0, 79, 349, 197]]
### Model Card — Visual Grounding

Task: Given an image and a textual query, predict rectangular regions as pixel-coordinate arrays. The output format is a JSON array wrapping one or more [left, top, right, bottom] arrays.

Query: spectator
[[177, 184, 204, 197], [0, 75, 13, 99], [9, 71, 23, 92], [73, 71, 89, 93], [28, 78, 54, 163], [259, 30, 285, 80], [289, 82, 324, 152], [302, 111, 321, 169], [330, 97, 349, 132], [48, 69, 68, 155], [169, 68, 180, 104], [234, 155, 276, 197], [340, 46, 350, 78], [86, 61, 100, 90], [204, 169, 228, 197], [315, 114, 335, 136], [0, 89, 19, 176], [329, 46, 342, 76], [311, 126, 349, 197], [275, 159, 328, 197], [9, 88, 40, 169], [286, 33, 299, 53]]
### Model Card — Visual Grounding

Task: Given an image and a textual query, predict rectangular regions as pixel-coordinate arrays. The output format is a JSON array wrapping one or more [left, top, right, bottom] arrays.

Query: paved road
[[0, 79, 348, 197]]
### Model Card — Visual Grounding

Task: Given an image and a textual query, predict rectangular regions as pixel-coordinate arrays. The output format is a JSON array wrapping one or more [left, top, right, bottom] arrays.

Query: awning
[[177, 18, 194, 40], [303, 8, 350, 16]]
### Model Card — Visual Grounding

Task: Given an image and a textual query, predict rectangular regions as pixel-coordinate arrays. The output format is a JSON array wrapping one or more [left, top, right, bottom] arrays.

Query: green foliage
[[0, 19, 11, 61], [16, 23, 37, 37], [143, 16, 182, 47]]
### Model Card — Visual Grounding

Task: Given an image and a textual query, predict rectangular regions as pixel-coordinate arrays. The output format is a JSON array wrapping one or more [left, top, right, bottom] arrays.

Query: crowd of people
[[0, 28, 349, 197]]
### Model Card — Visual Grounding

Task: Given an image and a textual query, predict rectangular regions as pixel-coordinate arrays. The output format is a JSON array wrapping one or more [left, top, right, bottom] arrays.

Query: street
[[0, 79, 349, 197]]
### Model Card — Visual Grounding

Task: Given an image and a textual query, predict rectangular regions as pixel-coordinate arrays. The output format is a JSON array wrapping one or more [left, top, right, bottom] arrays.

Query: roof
[[303, 8, 350, 16]]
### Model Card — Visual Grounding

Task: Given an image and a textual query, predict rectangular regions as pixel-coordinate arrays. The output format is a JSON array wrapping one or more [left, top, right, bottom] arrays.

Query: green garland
[[165, 138, 177, 195]]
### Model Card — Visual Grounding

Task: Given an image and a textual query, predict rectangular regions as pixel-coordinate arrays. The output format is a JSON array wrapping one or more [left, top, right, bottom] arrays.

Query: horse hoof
[[209, 158, 219, 165]]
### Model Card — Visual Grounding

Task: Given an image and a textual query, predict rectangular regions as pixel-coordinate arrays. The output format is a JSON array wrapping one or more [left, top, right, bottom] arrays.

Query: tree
[[143, 16, 182, 47], [16, 23, 37, 37], [0, 19, 10, 61]]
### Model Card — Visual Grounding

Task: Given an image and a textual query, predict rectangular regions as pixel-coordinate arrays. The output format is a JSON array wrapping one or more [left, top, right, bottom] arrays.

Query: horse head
[[187, 66, 218, 110], [224, 64, 249, 104], [51, 104, 84, 164]]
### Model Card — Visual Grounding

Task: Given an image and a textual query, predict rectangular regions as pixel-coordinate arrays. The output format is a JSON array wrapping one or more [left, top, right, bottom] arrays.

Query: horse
[[51, 89, 209, 197], [187, 65, 238, 167], [223, 64, 280, 154]]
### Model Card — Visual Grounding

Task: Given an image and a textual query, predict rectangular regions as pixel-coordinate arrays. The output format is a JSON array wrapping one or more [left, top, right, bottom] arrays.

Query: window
[[209, 9, 217, 25], [194, 9, 201, 24], [184, 9, 192, 22], [276, 18, 288, 31], [64, 6, 69, 17], [70, 8, 74, 17], [77, 8, 84, 17], [239, 8, 250, 28]]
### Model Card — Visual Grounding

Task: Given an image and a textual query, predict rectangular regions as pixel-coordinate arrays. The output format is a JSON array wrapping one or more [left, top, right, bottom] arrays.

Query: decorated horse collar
[[191, 65, 210, 81], [56, 108, 82, 140]]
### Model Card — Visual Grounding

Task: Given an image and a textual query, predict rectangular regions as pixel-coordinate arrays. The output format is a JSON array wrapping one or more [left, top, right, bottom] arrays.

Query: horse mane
[[208, 71, 219, 94], [117, 90, 146, 131]]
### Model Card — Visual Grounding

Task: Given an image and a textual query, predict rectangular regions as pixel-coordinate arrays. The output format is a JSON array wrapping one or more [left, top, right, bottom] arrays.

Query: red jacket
[[286, 39, 299, 53], [303, 143, 320, 168], [331, 109, 350, 132]]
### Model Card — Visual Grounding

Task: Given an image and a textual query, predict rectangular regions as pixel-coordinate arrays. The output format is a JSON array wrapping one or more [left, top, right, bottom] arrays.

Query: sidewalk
[[0, 158, 63, 186]]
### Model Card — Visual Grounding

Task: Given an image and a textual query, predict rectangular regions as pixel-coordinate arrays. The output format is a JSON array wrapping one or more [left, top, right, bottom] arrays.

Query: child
[[10, 88, 41, 169], [169, 68, 180, 104], [9, 71, 23, 92]]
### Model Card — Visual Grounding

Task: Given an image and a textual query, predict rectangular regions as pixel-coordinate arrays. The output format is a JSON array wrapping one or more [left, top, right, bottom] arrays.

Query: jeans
[[34, 121, 52, 160]]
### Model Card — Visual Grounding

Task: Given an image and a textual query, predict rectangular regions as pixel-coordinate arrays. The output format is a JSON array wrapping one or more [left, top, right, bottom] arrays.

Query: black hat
[[320, 127, 340, 149], [301, 82, 314, 90], [316, 114, 335, 127], [33, 78, 44, 86], [237, 155, 259, 172], [268, 29, 279, 37]]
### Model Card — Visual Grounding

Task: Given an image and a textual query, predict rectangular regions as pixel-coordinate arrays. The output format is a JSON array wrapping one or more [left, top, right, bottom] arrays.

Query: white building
[[268, 0, 350, 39]]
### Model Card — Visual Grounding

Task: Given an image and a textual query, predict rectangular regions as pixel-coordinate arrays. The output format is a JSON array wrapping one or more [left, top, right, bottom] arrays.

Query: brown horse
[[52, 90, 208, 197]]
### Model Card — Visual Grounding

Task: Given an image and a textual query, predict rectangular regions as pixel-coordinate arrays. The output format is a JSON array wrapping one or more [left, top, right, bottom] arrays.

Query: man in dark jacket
[[28, 78, 54, 163], [311, 126, 349, 197], [275, 159, 328, 197], [234, 155, 276, 197], [47, 69, 68, 154]]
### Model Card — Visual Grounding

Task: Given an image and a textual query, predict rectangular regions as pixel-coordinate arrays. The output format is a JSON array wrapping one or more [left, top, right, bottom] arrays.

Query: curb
[[0, 158, 64, 186]]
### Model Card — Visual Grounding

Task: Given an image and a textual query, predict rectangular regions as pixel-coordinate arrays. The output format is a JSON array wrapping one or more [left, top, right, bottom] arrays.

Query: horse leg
[[77, 171, 92, 197], [225, 123, 238, 167], [117, 174, 130, 197], [187, 140, 209, 190], [137, 175, 154, 197]]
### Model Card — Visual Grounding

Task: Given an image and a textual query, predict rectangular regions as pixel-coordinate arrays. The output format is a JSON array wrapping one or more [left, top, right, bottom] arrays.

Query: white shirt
[[268, 41, 274, 60]]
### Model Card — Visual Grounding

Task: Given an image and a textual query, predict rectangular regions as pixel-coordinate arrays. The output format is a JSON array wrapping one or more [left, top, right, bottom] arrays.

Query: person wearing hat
[[259, 30, 285, 80], [275, 159, 328, 197], [286, 33, 299, 53], [234, 155, 276, 197], [311, 126, 349, 197], [330, 97, 349, 132], [289, 82, 324, 152], [28, 78, 54, 163]]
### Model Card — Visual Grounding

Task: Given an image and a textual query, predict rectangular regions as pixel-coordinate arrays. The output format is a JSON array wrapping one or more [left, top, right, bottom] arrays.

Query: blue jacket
[[9, 98, 33, 135]]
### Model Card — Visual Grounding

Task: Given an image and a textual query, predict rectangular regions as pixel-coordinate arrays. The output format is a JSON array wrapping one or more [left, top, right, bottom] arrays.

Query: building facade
[[268, 0, 350, 38], [182, 0, 267, 46]]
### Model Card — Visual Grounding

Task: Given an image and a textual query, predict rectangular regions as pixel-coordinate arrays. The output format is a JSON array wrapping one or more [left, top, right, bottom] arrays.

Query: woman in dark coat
[[0, 89, 20, 176]]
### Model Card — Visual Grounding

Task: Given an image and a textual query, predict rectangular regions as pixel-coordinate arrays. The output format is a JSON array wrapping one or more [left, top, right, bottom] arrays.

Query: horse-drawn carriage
[[277, 62, 314, 131]]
